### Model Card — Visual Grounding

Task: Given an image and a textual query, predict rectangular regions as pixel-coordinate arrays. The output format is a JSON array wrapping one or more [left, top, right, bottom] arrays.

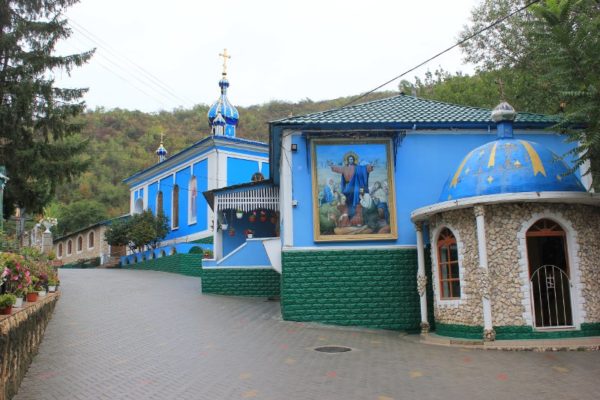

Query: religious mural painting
[[311, 138, 397, 241]]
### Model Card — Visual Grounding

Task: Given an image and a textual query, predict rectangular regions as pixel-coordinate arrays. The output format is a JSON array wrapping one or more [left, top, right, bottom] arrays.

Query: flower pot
[[48, 286, 57, 293], [259, 216, 267, 222], [228, 229, 236, 237], [221, 224, 228, 230], [270, 217, 277, 224], [38, 290, 47, 298], [26, 292, 38, 302], [0, 306, 12, 315], [249, 216, 256, 223], [14, 297, 24, 308], [236, 211, 243, 219], [247, 234, 253, 239]]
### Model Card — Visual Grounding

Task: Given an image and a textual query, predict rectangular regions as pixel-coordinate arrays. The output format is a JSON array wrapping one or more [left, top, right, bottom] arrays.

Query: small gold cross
[[219, 48, 231, 76]]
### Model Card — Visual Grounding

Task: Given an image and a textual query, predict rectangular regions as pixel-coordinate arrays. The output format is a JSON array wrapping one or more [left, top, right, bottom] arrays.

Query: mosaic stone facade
[[428, 209, 484, 327], [427, 202, 600, 335]]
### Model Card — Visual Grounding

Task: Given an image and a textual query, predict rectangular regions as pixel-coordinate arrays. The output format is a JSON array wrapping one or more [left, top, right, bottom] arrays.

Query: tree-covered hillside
[[52, 92, 397, 233]]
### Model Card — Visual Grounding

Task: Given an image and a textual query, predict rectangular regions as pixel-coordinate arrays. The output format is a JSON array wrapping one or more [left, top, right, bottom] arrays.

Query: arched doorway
[[526, 219, 573, 328]]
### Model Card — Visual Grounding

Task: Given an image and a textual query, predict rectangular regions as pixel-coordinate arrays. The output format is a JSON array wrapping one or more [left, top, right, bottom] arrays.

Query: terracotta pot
[[26, 292, 38, 302], [228, 230, 235, 237], [249, 215, 256, 223], [259, 216, 267, 222], [270, 217, 277, 224], [0, 306, 12, 315]]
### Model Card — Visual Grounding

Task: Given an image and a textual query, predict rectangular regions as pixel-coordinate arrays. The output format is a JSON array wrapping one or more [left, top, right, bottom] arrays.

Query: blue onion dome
[[439, 102, 586, 201], [156, 138, 168, 163], [207, 76, 239, 137]]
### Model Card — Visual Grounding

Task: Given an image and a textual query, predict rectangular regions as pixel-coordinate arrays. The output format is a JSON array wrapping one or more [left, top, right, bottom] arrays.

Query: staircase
[[100, 256, 122, 269]]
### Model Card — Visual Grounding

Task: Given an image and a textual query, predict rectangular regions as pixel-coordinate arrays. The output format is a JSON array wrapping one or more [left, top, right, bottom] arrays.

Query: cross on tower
[[219, 48, 231, 76], [160, 131, 165, 144]]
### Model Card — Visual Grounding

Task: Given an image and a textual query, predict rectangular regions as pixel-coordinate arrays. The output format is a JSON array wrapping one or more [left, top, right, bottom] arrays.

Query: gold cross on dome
[[219, 48, 231, 76]]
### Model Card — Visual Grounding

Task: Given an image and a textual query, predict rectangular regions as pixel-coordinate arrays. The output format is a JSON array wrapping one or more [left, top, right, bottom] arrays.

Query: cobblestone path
[[14, 269, 600, 399]]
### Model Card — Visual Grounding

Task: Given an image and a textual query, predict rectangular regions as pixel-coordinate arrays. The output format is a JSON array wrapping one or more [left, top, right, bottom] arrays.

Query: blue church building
[[122, 57, 269, 255], [201, 94, 600, 342]]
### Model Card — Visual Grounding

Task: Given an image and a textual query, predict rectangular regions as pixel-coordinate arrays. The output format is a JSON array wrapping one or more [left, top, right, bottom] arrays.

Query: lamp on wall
[[291, 143, 298, 152]]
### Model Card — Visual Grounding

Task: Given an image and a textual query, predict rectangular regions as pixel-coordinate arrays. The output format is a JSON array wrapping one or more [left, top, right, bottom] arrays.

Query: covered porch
[[202, 181, 281, 272]]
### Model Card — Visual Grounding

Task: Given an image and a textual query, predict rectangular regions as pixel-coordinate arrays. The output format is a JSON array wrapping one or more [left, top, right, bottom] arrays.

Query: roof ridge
[[270, 94, 406, 123]]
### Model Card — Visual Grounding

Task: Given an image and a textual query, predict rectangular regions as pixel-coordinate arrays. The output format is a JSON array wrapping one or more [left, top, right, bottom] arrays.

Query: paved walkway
[[14, 269, 600, 400]]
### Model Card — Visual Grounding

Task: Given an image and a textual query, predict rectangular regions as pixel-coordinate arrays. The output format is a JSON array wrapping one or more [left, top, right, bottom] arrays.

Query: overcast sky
[[54, 0, 481, 112]]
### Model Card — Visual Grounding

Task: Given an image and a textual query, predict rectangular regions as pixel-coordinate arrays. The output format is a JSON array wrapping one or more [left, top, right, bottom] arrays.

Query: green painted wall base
[[281, 249, 421, 331], [435, 323, 484, 339], [435, 323, 600, 340], [201, 268, 281, 297], [495, 323, 600, 340], [121, 254, 202, 277]]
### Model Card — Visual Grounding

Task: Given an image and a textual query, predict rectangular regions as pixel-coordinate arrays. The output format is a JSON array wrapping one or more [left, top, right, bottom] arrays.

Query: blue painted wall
[[148, 182, 158, 213], [227, 157, 269, 185], [222, 212, 278, 256], [194, 160, 209, 232], [290, 131, 579, 247]]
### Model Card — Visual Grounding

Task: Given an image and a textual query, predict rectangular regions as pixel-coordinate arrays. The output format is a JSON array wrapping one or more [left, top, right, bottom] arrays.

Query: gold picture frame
[[311, 138, 397, 242]]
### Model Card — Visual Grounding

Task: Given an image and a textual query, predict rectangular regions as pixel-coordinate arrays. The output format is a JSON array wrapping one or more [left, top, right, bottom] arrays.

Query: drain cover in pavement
[[314, 346, 352, 353]]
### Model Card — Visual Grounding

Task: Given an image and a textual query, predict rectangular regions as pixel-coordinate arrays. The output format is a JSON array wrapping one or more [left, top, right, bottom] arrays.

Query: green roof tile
[[271, 94, 559, 126]]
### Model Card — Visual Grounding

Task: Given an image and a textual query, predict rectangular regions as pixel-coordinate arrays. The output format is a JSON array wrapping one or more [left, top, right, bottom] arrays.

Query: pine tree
[[0, 0, 94, 217]]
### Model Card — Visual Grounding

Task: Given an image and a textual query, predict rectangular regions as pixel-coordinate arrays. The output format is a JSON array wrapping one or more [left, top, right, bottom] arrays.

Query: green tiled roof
[[272, 94, 559, 126]]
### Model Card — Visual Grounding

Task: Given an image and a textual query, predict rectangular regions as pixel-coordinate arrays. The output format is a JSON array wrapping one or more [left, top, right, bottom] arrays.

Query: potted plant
[[0, 293, 16, 315], [228, 227, 236, 237], [236, 209, 244, 219], [245, 229, 254, 239], [13, 288, 26, 308], [220, 212, 228, 230], [270, 212, 278, 224], [259, 210, 267, 222], [248, 211, 257, 223], [26, 285, 38, 303], [48, 278, 59, 293]]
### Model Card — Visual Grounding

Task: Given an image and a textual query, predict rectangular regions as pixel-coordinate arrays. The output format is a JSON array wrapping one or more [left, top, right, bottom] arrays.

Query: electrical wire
[[339, 0, 541, 109]]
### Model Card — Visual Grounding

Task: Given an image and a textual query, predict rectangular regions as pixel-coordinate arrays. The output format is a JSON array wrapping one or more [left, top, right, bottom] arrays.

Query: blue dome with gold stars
[[439, 102, 586, 202]]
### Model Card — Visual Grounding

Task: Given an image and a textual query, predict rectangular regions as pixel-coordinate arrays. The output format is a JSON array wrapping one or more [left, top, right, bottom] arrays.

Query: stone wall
[[55, 225, 110, 265], [281, 248, 421, 331], [428, 209, 484, 327], [0, 293, 60, 400], [121, 254, 203, 277], [201, 268, 281, 297], [427, 202, 600, 339], [487, 203, 600, 327]]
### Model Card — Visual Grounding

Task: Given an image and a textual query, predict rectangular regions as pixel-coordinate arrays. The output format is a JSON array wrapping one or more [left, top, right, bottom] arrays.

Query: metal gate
[[530, 264, 573, 328]]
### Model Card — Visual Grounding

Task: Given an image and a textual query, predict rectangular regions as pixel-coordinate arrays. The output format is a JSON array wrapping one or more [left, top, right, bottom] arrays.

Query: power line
[[69, 19, 196, 107], [340, 0, 541, 109]]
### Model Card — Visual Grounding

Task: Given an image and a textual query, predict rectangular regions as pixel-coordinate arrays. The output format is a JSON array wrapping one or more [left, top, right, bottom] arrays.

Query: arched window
[[156, 191, 164, 215], [189, 176, 197, 224], [58, 243, 63, 258], [134, 197, 144, 214], [67, 240, 73, 255], [88, 231, 95, 248], [437, 228, 461, 299], [77, 236, 83, 252], [172, 185, 179, 229]]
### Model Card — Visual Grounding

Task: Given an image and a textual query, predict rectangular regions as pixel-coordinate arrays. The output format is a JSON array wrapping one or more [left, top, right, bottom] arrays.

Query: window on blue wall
[[157, 191, 163, 215], [172, 185, 179, 229], [189, 176, 197, 224]]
